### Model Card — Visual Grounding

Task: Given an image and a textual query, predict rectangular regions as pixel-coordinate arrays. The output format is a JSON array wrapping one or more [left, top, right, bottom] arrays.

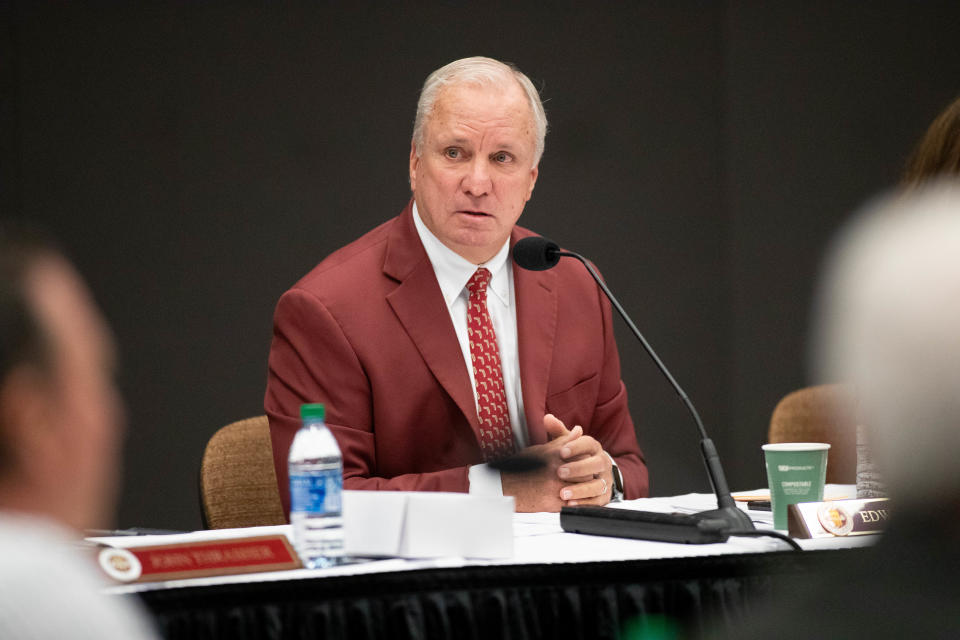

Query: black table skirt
[[137, 548, 866, 640]]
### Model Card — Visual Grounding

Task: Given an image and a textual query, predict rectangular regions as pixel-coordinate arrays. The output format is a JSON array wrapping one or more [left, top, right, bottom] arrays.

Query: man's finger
[[543, 413, 571, 440], [565, 494, 610, 507], [559, 476, 609, 502], [558, 455, 605, 480], [560, 433, 600, 460], [547, 425, 582, 453]]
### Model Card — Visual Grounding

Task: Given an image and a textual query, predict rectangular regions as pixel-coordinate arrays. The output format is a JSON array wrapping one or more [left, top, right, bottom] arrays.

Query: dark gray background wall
[[3, 3, 959, 531]]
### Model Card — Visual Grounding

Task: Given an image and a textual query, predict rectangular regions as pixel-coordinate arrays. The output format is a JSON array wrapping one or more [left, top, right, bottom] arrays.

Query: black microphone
[[513, 236, 755, 544], [512, 236, 562, 270]]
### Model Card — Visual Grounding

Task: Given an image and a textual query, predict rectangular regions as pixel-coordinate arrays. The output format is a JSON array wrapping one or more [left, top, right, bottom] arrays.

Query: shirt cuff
[[468, 463, 504, 497]]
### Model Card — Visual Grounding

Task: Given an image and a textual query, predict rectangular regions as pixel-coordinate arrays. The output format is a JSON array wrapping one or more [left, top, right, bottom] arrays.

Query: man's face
[[27, 258, 123, 532], [410, 81, 539, 264]]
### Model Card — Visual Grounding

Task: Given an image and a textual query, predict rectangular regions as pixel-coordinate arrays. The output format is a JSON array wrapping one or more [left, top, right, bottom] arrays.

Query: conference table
[[104, 489, 874, 640]]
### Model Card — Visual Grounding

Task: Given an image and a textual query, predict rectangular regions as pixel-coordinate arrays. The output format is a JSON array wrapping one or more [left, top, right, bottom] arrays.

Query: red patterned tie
[[466, 268, 515, 461]]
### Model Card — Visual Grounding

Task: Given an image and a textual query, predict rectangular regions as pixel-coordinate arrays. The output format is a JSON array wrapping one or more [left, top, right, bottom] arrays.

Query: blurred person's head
[[903, 95, 960, 186], [813, 181, 960, 513], [0, 222, 123, 533]]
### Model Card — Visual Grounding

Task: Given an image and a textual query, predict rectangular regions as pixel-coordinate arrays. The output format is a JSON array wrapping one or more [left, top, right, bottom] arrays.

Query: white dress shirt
[[412, 204, 526, 496]]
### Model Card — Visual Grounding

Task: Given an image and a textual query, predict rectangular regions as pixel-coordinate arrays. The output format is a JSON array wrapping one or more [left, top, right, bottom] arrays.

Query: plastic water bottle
[[288, 403, 345, 568]]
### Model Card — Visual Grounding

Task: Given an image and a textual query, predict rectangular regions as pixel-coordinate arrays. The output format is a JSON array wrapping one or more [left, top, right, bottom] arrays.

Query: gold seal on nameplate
[[817, 503, 854, 536], [98, 547, 142, 582]]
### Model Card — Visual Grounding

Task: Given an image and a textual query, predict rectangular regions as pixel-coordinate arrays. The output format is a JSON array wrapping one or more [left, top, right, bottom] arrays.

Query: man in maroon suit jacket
[[265, 57, 648, 515]]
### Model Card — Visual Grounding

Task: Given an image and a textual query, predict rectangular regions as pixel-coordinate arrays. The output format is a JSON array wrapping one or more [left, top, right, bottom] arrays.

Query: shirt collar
[[412, 202, 511, 309]]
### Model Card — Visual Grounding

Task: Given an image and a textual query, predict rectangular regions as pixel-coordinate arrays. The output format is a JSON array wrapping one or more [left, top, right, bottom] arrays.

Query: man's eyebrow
[[437, 135, 523, 152], [439, 136, 471, 146]]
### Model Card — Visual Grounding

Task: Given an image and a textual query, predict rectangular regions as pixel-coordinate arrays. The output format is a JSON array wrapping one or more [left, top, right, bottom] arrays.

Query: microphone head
[[513, 236, 561, 271]]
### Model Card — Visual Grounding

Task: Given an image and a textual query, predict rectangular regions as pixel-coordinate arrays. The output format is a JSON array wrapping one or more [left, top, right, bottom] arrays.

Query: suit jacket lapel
[[384, 204, 481, 437], [512, 229, 558, 446]]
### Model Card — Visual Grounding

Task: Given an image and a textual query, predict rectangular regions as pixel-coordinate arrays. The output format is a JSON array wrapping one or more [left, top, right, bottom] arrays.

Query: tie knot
[[467, 267, 492, 296]]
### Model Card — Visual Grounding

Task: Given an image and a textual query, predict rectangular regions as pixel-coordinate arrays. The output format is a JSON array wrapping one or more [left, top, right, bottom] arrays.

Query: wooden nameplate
[[97, 534, 301, 583], [788, 498, 890, 539]]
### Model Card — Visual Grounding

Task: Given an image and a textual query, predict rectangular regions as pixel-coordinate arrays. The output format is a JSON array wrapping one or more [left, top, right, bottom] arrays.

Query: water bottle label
[[290, 470, 342, 515]]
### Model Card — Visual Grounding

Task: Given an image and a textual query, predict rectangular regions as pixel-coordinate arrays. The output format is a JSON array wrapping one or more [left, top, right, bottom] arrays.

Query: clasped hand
[[500, 413, 613, 512]]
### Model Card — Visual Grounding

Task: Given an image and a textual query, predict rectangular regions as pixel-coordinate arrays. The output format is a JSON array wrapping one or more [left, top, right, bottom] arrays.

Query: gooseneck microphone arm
[[558, 251, 705, 441], [513, 236, 753, 540], [556, 250, 736, 508]]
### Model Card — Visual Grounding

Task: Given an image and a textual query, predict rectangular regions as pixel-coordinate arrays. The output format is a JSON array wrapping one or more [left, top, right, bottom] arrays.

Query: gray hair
[[813, 180, 960, 508], [412, 56, 547, 167]]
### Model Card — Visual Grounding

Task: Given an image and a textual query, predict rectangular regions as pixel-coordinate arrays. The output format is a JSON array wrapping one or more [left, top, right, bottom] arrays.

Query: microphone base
[[692, 505, 756, 532], [560, 504, 755, 545]]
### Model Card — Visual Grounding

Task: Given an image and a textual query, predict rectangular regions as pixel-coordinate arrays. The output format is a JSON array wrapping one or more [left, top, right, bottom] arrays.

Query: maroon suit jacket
[[265, 202, 648, 515]]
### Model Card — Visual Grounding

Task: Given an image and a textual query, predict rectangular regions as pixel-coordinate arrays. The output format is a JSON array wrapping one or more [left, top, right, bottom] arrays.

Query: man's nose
[[461, 158, 492, 196]]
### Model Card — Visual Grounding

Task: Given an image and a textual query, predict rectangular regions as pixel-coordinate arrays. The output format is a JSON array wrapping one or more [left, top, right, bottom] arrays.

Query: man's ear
[[0, 367, 54, 472], [409, 141, 419, 191], [525, 165, 539, 202]]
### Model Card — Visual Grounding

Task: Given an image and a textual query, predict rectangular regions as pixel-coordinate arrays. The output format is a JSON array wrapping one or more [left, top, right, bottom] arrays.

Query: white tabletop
[[99, 485, 875, 595]]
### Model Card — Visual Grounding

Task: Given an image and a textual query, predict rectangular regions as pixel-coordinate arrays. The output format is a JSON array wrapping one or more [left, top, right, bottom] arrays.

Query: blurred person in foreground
[[265, 56, 648, 514], [0, 223, 157, 639], [717, 181, 960, 639], [903, 94, 960, 186]]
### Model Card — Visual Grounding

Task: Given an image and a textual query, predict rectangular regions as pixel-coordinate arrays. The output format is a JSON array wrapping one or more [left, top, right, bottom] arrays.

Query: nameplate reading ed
[[787, 498, 890, 539], [97, 534, 301, 583]]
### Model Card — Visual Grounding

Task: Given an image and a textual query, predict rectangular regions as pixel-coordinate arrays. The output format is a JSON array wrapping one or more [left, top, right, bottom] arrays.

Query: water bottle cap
[[300, 403, 325, 420]]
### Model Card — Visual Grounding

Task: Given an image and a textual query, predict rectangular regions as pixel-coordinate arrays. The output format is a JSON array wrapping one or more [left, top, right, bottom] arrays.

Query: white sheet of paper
[[401, 493, 513, 558], [343, 491, 514, 559], [341, 490, 408, 556]]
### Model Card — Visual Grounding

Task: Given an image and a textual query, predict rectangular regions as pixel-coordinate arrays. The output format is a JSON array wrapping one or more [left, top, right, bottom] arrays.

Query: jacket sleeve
[[264, 287, 469, 519]]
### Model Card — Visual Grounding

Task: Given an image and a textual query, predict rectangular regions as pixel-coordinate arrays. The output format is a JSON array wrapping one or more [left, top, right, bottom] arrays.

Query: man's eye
[[493, 152, 511, 163], [445, 148, 460, 159]]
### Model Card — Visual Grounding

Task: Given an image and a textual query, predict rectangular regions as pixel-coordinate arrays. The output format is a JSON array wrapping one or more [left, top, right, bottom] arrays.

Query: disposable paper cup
[[762, 443, 830, 531]]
